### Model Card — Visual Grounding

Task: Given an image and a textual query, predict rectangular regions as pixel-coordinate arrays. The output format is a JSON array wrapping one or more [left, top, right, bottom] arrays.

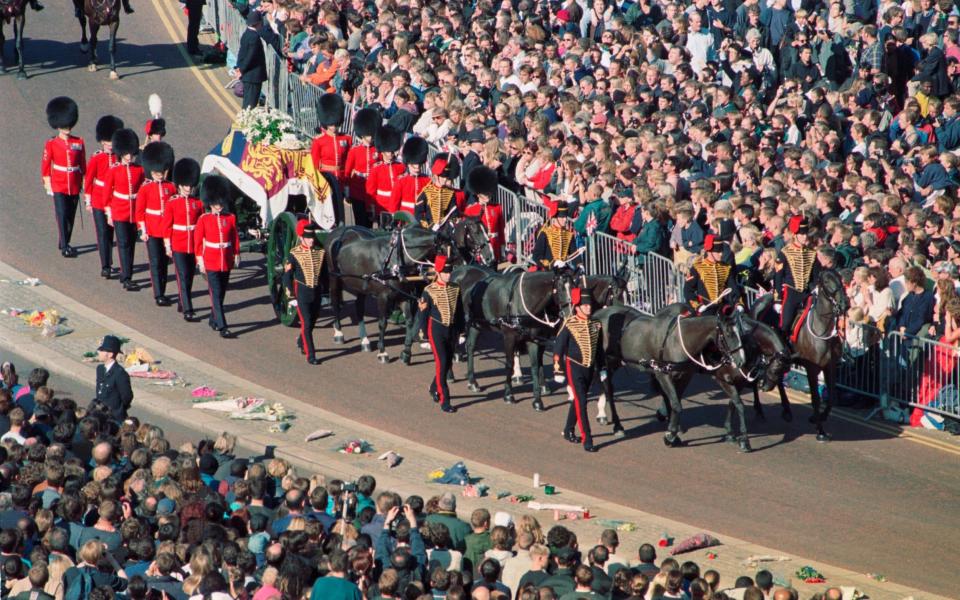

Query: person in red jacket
[[391, 136, 430, 218], [609, 193, 638, 243], [310, 93, 351, 185], [41, 97, 86, 258], [103, 129, 144, 291], [84, 115, 124, 278], [366, 125, 405, 224], [163, 158, 204, 321], [463, 166, 505, 264], [343, 107, 380, 228], [195, 175, 240, 338], [136, 142, 176, 307]]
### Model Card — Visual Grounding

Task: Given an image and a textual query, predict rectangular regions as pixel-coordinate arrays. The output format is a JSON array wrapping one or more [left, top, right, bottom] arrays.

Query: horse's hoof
[[109, 70, 119, 80], [504, 394, 517, 404], [613, 427, 626, 438], [596, 416, 609, 426], [511, 376, 523, 385], [467, 381, 480, 393], [377, 353, 389, 364], [655, 411, 667, 423], [16, 71, 26, 80], [816, 432, 832, 443], [399, 350, 411, 365], [87, 64, 96, 72], [720, 433, 737, 444], [332, 334, 344, 344], [739, 438, 753, 453], [453, 353, 465, 363], [360, 343, 371, 353], [782, 410, 793, 422], [532, 400, 544, 412], [663, 434, 684, 448]]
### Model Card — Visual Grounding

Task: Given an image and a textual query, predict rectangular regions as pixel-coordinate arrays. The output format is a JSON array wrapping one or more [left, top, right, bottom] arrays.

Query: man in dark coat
[[236, 11, 268, 109], [913, 32, 951, 98], [93, 335, 133, 422]]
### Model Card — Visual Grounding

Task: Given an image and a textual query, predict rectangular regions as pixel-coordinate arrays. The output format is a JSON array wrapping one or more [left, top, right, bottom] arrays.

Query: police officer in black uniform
[[419, 255, 462, 413], [683, 234, 741, 315], [553, 288, 606, 453], [92, 335, 133, 422], [283, 220, 325, 365], [775, 217, 820, 335]]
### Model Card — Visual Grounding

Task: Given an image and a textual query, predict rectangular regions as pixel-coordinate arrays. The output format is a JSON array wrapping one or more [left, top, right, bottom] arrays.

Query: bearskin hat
[[353, 107, 381, 138], [317, 93, 345, 128], [141, 142, 175, 176], [430, 153, 460, 180], [46, 97, 79, 130], [145, 118, 167, 137], [402, 136, 428, 165], [467, 166, 498, 198], [95, 116, 124, 143], [111, 128, 141, 158], [172, 158, 201, 188], [201, 175, 232, 209], [374, 125, 403, 153]]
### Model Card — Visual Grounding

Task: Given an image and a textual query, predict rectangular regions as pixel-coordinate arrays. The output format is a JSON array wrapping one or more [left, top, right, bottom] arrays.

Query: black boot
[[30, 0, 44, 11], [122, 0, 134, 13]]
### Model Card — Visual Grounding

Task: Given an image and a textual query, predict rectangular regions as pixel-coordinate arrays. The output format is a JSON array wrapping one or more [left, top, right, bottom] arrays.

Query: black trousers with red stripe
[[206, 270, 230, 331], [294, 281, 320, 360], [53, 193, 79, 250], [779, 286, 809, 334], [113, 221, 137, 283], [92, 208, 114, 270], [172, 251, 196, 313], [427, 319, 455, 408], [146, 236, 170, 299], [564, 359, 594, 447]]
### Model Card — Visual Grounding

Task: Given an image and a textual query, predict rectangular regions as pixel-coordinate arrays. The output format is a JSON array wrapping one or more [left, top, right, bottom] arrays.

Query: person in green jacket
[[631, 203, 668, 265], [538, 547, 578, 597], [574, 186, 613, 237], [310, 550, 362, 600], [423, 492, 472, 552], [463, 508, 492, 575]]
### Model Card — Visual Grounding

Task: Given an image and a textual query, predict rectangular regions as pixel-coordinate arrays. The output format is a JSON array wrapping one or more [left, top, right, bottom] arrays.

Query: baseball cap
[[157, 498, 176, 516]]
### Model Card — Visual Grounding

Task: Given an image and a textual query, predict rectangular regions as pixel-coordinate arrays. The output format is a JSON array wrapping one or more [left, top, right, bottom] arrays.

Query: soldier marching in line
[[136, 141, 176, 306], [343, 107, 380, 228], [41, 97, 86, 258], [775, 217, 820, 336], [553, 288, 606, 453], [415, 154, 464, 230], [391, 136, 430, 218], [284, 220, 325, 365], [84, 115, 124, 278], [162, 158, 205, 321], [366, 125, 404, 226], [419, 255, 463, 414], [683, 234, 741, 315], [104, 128, 144, 291], [195, 175, 240, 338], [531, 203, 577, 270]]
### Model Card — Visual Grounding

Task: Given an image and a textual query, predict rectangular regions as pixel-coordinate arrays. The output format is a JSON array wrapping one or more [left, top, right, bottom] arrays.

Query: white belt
[[172, 224, 196, 231], [94, 179, 105, 187], [204, 240, 231, 249], [351, 171, 368, 177], [113, 192, 132, 200], [145, 208, 163, 216], [489, 233, 498, 238], [52, 164, 80, 172], [376, 190, 392, 197]]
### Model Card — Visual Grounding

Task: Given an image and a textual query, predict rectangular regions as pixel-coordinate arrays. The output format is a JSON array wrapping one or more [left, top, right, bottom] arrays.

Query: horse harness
[[466, 270, 562, 343]]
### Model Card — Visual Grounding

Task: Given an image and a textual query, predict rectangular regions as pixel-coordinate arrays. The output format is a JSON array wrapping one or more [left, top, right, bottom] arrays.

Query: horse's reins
[[674, 289, 735, 371], [399, 227, 435, 267], [804, 288, 841, 341], [515, 270, 561, 328]]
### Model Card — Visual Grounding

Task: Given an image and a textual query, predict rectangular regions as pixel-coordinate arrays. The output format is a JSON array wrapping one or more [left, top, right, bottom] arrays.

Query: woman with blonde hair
[[182, 548, 216, 596], [514, 514, 544, 545], [62, 539, 128, 593]]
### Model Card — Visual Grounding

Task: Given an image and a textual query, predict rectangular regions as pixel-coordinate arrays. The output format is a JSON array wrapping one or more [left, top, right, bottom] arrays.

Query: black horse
[[594, 304, 746, 446], [752, 270, 848, 442], [75, 0, 122, 79], [0, 0, 27, 79], [324, 219, 490, 363], [451, 265, 576, 410], [649, 304, 792, 452]]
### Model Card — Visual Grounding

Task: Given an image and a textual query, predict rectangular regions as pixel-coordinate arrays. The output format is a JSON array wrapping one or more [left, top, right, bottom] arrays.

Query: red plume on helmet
[[296, 219, 309, 237], [434, 255, 448, 273], [570, 287, 582, 306]]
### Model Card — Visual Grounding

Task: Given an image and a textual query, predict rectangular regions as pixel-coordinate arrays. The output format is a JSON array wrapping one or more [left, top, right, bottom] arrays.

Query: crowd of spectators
[[0, 360, 853, 599]]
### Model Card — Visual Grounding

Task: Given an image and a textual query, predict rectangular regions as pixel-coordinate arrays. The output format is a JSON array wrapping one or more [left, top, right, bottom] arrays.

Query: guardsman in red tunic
[[41, 97, 86, 258], [463, 166, 505, 264], [343, 107, 380, 228], [390, 136, 430, 218], [415, 153, 465, 230], [136, 142, 176, 307], [366, 125, 405, 224], [162, 158, 204, 321], [283, 220, 325, 365], [195, 175, 241, 338], [103, 129, 145, 291], [84, 115, 124, 278], [310, 93, 351, 184]]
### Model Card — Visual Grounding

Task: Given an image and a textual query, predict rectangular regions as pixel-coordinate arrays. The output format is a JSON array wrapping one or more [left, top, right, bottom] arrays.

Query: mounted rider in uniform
[[683, 234, 741, 316], [775, 217, 820, 335]]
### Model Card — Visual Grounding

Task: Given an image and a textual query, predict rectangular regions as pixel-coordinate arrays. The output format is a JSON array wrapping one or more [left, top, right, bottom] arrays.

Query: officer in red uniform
[[162, 158, 204, 321], [343, 107, 380, 228], [84, 115, 124, 278], [390, 136, 430, 218], [553, 288, 606, 453], [41, 97, 86, 258], [283, 220, 325, 365], [310, 93, 351, 184], [103, 129, 144, 291], [195, 175, 241, 338], [415, 154, 465, 230], [419, 255, 462, 413], [463, 166, 505, 263], [366, 125, 404, 225], [136, 142, 176, 307]]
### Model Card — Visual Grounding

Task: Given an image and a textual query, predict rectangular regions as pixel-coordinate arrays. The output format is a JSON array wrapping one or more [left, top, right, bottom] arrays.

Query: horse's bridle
[[805, 276, 845, 341]]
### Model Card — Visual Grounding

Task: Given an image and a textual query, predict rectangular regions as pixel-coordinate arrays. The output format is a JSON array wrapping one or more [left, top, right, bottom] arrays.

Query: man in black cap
[[236, 11, 268, 108], [283, 220, 325, 365], [775, 217, 820, 336], [553, 288, 605, 452], [683, 234, 740, 315], [93, 335, 133, 422]]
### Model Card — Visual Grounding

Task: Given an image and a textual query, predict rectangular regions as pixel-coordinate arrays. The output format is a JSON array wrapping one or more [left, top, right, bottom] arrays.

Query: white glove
[[600, 370, 608, 382], [697, 304, 708, 314], [552, 260, 564, 268], [289, 300, 298, 307], [553, 370, 565, 384], [431, 223, 440, 232]]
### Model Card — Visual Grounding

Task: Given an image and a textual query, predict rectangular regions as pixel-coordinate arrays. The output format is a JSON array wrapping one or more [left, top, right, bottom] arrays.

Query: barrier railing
[[586, 232, 683, 315]]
